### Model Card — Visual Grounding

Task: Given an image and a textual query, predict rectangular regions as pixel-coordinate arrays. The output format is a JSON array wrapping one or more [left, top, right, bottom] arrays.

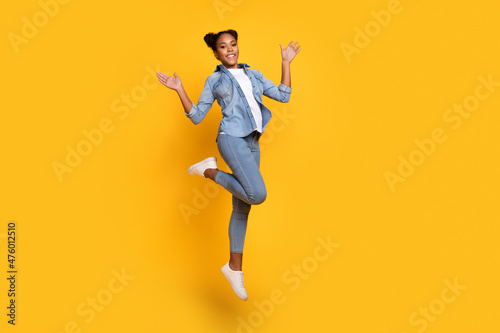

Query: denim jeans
[[214, 130, 267, 253]]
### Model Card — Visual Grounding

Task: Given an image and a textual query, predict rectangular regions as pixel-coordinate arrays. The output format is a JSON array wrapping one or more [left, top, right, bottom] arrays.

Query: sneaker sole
[[221, 264, 248, 301]]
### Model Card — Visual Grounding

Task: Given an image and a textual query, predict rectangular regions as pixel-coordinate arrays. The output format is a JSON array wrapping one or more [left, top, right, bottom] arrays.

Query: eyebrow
[[218, 39, 236, 46]]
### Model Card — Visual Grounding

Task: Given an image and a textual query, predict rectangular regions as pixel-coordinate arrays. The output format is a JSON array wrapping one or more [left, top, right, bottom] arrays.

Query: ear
[[213, 50, 219, 60]]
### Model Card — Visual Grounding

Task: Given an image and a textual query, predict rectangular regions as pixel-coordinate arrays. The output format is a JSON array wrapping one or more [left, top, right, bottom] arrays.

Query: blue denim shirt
[[186, 63, 292, 139]]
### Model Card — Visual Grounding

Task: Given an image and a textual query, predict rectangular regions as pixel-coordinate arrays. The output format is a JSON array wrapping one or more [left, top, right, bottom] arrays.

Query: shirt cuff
[[278, 83, 292, 94], [186, 102, 197, 117]]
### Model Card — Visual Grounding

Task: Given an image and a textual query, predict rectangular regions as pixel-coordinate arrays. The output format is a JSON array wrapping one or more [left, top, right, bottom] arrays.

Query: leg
[[229, 253, 243, 271], [204, 168, 218, 180], [219, 132, 262, 300], [226, 133, 262, 270], [228, 195, 251, 270], [212, 133, 266, 205]]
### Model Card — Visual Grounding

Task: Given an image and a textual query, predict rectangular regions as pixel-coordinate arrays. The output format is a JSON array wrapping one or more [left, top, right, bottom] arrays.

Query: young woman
[[156, 29, 300, 300]]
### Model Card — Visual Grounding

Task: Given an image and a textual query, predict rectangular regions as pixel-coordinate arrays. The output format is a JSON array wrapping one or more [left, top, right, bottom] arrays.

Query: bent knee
[[248, 189, 267, 205]]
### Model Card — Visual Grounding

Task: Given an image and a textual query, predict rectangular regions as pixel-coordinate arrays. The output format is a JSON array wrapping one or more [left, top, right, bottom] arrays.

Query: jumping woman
[[156, 29, 301, 300]]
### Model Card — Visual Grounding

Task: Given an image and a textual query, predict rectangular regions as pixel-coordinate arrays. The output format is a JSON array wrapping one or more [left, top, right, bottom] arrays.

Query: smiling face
[[213, 33, 239, 69]]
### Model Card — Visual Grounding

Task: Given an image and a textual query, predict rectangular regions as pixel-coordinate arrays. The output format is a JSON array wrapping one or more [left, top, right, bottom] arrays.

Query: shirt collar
[[214, 63, 251, 72]]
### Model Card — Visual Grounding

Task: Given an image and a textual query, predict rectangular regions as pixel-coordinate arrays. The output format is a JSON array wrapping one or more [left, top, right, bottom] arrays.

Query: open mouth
[[227, 54, 236, 59]]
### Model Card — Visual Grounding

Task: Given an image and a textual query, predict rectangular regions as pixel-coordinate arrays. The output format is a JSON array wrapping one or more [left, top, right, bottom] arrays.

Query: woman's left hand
[[280, 41, 301, 63]]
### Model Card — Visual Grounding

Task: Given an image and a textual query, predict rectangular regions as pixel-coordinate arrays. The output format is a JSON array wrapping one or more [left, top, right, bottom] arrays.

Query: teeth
[[227, 54, 235, 58]]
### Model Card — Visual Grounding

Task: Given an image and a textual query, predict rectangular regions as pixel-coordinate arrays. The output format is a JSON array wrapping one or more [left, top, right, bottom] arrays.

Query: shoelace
[[237, 272, 245, 288]]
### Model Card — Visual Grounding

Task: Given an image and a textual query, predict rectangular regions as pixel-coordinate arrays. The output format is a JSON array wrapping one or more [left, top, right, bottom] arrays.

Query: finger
[[157, 72, 168, 79], [280, 44, 284, 50]]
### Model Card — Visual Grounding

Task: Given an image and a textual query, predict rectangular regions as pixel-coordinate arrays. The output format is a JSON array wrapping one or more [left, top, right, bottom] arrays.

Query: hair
[[204, 29, 238, 51]]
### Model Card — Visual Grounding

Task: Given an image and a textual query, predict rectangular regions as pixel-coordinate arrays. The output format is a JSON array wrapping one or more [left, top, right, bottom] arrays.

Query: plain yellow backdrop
[[1, 0, 499, 332]]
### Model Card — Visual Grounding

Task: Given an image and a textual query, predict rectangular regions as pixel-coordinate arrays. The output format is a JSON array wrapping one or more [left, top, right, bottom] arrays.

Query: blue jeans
[[214, 130, 267, 253]]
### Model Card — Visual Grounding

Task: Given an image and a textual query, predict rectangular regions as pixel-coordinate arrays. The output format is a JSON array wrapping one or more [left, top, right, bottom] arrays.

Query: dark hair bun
[[204, 29, 238, 51], [203, 33, 217, 50]]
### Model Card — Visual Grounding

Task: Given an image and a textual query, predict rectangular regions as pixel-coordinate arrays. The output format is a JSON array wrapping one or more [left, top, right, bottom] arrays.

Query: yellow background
[[1, 0, 499, 332]]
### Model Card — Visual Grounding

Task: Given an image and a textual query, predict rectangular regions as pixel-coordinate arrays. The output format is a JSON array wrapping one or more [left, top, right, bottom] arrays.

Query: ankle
[[229, 261, 242, 271], [204, 168, 218, 180]]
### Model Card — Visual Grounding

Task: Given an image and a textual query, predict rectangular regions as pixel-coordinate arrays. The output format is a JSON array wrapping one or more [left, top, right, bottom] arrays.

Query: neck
[[223, 63, 239, 69]]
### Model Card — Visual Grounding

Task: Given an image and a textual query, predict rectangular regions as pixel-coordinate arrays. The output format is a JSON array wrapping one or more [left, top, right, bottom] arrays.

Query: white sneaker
[[221, 262, 248, 301], [187, 157, 217, 178]]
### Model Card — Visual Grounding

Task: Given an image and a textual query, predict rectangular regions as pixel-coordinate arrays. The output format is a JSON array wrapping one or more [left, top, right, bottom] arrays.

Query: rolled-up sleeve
[[186, 77, 215, 124], [254, 70, 291, 103]]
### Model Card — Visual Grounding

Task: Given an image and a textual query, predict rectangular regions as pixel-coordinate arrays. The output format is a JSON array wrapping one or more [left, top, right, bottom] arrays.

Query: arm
[[279, 41, 301, 88], [176, 85, 194, 114], [156, 72, 193, 114], [254, 41, 301, 103], [256, 70, 292, 103], [281, 60, 291, 87], [157, 72, 214, 124]]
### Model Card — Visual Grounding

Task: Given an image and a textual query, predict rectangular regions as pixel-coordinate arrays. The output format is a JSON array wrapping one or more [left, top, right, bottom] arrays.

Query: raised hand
[[280, 41, 301, 63], [156, 72, 183, 91]]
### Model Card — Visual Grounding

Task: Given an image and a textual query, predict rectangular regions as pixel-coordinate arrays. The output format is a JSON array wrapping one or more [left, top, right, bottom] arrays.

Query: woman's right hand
[[156, 72, 182, 91]]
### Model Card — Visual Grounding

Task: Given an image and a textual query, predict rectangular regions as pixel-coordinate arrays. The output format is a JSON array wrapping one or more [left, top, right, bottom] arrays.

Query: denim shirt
[[185, 63, 292, 139]]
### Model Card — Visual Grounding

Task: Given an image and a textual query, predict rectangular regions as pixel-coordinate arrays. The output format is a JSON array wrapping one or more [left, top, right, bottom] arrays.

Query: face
[[213, 33, 239, 69]]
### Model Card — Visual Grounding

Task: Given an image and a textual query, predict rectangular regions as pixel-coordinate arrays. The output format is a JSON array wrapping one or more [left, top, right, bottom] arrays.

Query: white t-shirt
[[224, 68, 262, 134]]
